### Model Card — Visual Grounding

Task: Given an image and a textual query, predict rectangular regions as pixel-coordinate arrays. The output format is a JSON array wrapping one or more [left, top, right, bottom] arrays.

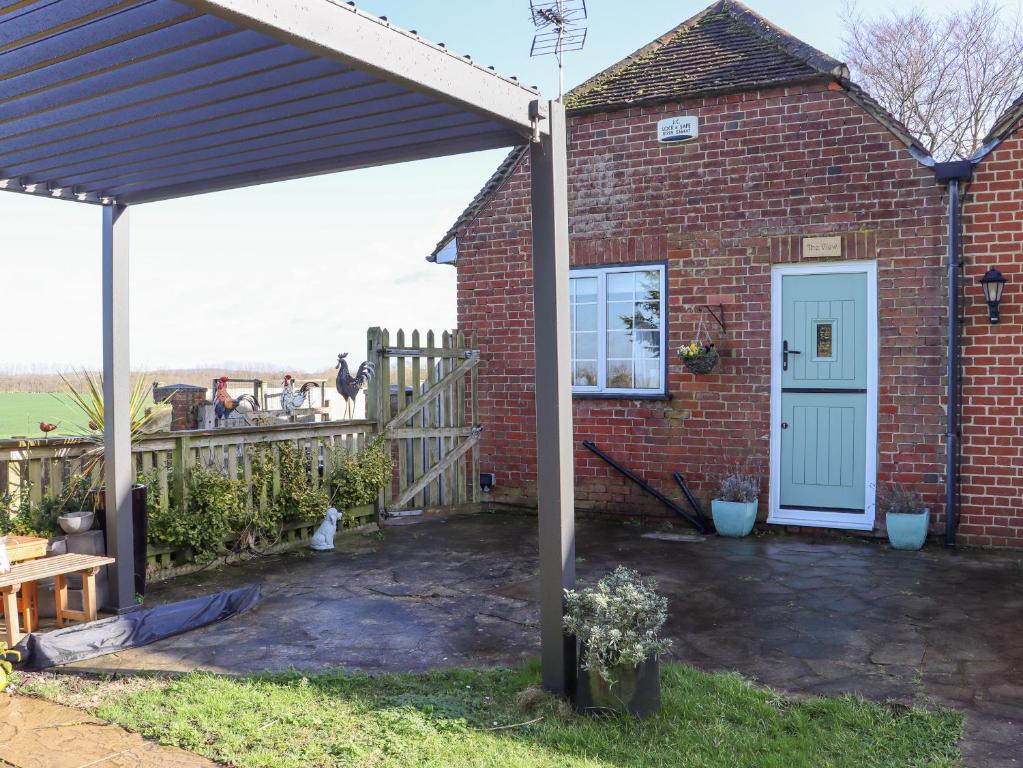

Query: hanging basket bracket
[[703, 304, 726, 333]]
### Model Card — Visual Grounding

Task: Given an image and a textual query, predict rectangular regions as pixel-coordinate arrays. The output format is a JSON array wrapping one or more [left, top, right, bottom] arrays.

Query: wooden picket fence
[[367, 328, 481, 514], [0, 420, 377, 518]]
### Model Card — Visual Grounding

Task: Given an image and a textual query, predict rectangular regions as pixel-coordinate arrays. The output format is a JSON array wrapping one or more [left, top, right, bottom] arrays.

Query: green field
[[0, 392, 93, 439]]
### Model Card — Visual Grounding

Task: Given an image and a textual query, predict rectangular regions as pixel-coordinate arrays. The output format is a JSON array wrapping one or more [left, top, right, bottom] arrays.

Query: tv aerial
[[529, 0, 588, 100]]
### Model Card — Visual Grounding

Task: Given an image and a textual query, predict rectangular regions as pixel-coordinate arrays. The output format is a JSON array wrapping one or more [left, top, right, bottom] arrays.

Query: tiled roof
[[566, 0, 848, 113], [986, 91, 1023, 144], [430, 0, 926, 260]]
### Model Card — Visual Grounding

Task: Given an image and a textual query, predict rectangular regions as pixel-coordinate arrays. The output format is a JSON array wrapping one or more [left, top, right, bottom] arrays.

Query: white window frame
[[569, 263, 667, 396]]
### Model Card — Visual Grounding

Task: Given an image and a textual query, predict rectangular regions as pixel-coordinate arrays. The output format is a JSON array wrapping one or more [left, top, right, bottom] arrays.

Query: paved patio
[[61, 513, 1022, 767]]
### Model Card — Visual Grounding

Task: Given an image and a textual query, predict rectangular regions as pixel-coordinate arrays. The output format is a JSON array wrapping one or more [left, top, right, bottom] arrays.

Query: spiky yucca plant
[[56, 371, 156, 507]]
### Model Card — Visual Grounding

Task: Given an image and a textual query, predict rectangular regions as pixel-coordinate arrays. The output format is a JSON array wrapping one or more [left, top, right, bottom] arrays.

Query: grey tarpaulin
[[13, 584, 261, 671]]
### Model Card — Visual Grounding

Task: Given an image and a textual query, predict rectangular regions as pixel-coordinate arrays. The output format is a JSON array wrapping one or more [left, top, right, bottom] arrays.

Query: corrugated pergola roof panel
[[0, 0, 535, 204]]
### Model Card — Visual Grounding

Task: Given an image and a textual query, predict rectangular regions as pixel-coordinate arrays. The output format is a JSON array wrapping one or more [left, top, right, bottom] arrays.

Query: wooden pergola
[[1, 0, 576, 693]]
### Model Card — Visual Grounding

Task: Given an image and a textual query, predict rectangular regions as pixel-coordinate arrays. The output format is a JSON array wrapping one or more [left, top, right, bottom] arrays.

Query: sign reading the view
[[802, 236, 843, 259], [657, 116, 699, 143]]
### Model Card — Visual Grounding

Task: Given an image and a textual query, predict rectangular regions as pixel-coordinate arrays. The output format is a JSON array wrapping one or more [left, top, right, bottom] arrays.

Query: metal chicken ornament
[[335, 353, 374, 419], [280, 374, 319, 415]]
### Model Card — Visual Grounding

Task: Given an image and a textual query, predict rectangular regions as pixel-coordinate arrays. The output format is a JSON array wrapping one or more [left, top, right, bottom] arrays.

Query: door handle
[[782, 340, 801, 371]]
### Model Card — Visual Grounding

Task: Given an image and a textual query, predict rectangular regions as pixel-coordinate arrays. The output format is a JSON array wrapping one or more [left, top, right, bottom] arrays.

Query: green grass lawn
[[0, 392, 89, 438], [21, 662, 962, 768]]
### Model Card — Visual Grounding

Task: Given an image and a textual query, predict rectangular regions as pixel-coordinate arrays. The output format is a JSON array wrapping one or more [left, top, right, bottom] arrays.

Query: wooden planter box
[[145, 502, 378, 581], [3, 535, 48, 562]]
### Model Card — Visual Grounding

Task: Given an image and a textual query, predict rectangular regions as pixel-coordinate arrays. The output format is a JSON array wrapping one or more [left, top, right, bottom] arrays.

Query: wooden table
[[0, 553, 115, 646]]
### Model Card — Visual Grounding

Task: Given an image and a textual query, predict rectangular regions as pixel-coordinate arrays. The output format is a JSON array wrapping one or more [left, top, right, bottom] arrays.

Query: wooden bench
[[0, 553, 115, 646]]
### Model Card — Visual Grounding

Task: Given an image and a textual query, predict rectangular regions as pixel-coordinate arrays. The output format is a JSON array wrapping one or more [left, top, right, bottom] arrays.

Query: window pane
[[575, 331, 597, 359], [607, 360, 634, 389], [574, 361, 597, 387], [571, 276, 597, 303], [634, 271, 661, 328], [606, 301, 633, 331], [607, 272, 635, 303], [574, 301, 597, 333], [636, 330, 661, 358], [571, 276, 598, 389], [607, 330, 633, 358], [635, 358, 661, 389]]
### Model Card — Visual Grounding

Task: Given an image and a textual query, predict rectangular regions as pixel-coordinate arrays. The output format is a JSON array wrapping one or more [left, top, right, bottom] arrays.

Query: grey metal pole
[[102, 203, 136, 611], [530, 99, 576, 696]]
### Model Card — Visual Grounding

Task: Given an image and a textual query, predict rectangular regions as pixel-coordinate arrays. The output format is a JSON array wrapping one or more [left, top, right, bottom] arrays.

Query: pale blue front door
[[779, 272, 868, 514]]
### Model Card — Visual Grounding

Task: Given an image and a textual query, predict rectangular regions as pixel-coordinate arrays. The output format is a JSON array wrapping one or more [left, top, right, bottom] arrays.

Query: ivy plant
[[326, 438, 392, 516], [146, 463, 244, 562]]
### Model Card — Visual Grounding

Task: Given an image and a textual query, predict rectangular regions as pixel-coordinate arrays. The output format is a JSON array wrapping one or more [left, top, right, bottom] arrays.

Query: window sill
[[572, 392, 672, 401]]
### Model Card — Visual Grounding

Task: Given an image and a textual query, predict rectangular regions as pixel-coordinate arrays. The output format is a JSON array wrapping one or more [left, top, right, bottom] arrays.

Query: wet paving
[[63, 513, 1023, 767]]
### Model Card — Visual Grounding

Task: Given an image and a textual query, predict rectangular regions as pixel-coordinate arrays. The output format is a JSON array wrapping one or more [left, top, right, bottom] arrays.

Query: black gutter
[[934, 161, 973, 548]]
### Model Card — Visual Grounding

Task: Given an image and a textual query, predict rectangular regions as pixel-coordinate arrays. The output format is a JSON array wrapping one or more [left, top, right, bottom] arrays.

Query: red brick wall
[[960, 117, 1023, 548], [456, 83, 950, 536]]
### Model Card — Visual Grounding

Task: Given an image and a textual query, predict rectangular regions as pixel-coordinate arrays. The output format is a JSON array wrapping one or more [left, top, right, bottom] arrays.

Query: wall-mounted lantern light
[[980, 267, 1007, 324]]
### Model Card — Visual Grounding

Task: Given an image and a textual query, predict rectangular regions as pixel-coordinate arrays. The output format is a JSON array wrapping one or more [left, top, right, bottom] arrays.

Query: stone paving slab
[[0, 695, 217, 768], [36, 513, 1023, 767]]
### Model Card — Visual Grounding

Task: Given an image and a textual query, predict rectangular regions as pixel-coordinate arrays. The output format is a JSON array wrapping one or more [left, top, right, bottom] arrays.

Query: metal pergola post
[[530, 99, 576, 696], [102, 203, 136, 612]]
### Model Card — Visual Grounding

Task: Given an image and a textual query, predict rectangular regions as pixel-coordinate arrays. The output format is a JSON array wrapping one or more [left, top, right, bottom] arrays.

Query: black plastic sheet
[[14, 584, 261, 671]]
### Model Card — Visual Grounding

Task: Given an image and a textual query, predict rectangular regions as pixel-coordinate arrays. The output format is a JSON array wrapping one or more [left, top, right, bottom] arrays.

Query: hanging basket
[[681, 349, 719, 375]]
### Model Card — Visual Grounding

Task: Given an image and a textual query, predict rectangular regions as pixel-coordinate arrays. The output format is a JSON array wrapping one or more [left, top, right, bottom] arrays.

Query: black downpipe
[[581, 440, 709, 533], [945, 178, 962, 548]]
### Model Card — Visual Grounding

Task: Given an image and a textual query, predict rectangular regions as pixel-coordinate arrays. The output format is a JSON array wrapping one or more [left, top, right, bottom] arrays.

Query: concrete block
[[65, 530, 106, 557]]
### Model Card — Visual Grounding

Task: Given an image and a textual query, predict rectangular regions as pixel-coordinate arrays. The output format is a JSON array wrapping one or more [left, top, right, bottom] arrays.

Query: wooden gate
[[367, 328, 481, 514]]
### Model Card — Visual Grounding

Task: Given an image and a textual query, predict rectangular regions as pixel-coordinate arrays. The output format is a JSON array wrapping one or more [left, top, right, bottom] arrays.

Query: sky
[[4, 0, 1018, 374]]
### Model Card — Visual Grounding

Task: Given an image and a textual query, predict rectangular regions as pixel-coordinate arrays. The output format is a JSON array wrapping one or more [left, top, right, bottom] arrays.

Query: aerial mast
[[529, 0, 588, 101]]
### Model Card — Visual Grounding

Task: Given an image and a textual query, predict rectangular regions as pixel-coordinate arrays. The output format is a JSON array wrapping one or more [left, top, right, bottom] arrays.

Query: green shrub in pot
[[711, 468, 760, 537], [880, 483, 930, 550], [563, 566, 671, 716]]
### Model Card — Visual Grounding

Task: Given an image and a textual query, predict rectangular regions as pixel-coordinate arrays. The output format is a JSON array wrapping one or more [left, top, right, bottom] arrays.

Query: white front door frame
[[768, 260, 879, 531]]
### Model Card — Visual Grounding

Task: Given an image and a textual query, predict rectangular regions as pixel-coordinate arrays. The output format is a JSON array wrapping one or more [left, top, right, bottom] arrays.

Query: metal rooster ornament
[[335, 353, 374, 419], [280, 374, 319, 415], [213, 376, 259, 420]]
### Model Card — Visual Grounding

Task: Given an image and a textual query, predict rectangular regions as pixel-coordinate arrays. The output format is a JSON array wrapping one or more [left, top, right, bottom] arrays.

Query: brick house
[[959, 95, 1023, 548], [430, 1, 967, 542]]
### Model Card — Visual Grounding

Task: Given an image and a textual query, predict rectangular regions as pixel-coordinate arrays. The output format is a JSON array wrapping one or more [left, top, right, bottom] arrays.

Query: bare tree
[[842, 0, 1023, 160]]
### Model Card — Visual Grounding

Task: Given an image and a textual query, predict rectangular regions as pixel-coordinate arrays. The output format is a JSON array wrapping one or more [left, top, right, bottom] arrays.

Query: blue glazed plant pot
[[886, 508, 930, 550], [711, 499, 758, 537]]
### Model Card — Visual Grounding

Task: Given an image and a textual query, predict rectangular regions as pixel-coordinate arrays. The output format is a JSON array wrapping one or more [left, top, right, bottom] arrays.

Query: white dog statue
[[0, 537, 10, 574], [309, 507, 341, 551]]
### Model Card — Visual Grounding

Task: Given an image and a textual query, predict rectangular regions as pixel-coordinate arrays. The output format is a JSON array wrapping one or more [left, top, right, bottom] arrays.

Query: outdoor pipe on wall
[[934, 161, 973, 548]]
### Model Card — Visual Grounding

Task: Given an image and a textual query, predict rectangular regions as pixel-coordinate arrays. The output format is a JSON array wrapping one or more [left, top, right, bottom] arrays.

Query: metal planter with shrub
[[563, 566, 670, 717]]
